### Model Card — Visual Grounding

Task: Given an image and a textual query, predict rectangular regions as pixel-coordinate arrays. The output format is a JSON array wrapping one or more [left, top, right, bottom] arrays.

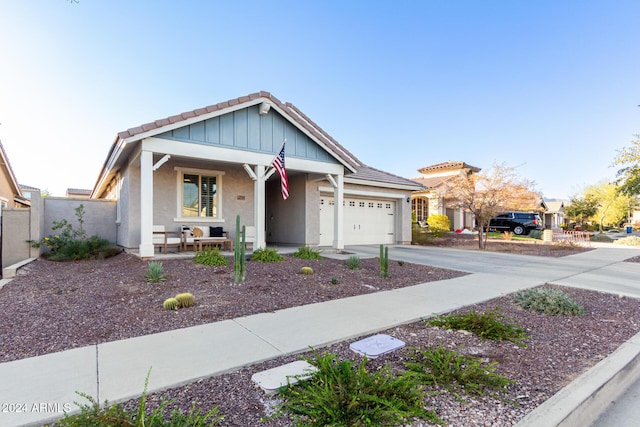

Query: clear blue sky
[[1, 0, 638, 199]]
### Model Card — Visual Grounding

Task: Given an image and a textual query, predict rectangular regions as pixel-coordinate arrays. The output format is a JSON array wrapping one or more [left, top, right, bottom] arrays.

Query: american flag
[[272, 142, 289, 200]]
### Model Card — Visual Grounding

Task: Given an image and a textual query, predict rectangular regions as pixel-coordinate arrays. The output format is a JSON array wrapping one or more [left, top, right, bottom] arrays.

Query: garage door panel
[[320, 197, 395, 245]]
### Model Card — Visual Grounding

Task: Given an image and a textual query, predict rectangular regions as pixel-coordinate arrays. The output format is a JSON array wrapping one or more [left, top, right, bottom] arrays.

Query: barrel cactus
[[175, 292, 195, 308], [300, 266, 314, 275], [163, 297, 178, 310]]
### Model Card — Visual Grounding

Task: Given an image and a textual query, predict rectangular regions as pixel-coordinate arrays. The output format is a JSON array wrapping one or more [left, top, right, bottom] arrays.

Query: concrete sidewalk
[[1, 244, 640, 426]]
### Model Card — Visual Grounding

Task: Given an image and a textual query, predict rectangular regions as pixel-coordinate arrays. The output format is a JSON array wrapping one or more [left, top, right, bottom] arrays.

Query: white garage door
[[320, 197, 395, 246]]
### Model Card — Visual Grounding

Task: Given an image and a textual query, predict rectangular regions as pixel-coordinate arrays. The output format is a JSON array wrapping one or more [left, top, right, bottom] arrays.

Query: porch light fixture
[[407, 197, 411, 203], [153, 155, 171, 171], [325, 174, 338, 188], [243, 163, 257, 181]]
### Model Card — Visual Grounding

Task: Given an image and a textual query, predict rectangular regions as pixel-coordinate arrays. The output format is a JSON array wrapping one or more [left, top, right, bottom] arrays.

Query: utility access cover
[[251, 360, 318, 393], [349, 334, 405, 358]]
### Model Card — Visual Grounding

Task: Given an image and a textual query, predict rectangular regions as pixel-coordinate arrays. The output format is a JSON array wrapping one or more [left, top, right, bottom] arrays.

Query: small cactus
[[175, 292, 195, 308], [163, 297, 178, 310], [330, 277, 338, 285], [300, 266, 314, 275]]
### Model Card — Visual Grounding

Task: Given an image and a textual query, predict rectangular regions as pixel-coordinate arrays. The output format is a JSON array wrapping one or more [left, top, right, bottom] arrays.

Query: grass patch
[[514, 287, 586, 316], [428, 308, 529, 346], [272, 350, 442, 426]]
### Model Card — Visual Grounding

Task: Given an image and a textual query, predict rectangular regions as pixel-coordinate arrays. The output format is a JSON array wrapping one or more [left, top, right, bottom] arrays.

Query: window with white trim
[[176, 167, 224, 219]]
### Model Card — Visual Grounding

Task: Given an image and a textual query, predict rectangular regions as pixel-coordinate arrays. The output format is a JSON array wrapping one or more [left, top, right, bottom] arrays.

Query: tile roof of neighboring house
[[95, 91, 423, 194], [66, 188, 92, 195], [411, 175, 454, 190], [417, 161, 481, 174]]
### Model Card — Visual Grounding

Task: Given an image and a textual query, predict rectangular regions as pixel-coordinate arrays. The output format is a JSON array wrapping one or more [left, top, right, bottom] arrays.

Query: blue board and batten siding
[[156, 105, 339, 164]]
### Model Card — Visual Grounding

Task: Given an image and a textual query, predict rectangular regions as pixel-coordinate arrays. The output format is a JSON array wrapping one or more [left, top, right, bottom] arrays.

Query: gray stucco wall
[[43, 198, 117, 243], [119, 159, 258, 249]]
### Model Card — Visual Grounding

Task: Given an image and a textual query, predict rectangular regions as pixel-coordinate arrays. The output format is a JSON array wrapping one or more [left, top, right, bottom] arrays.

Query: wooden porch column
[[139, 150, 154, 257], [254, 165, 266, 249], [333, 174, 344, 250]]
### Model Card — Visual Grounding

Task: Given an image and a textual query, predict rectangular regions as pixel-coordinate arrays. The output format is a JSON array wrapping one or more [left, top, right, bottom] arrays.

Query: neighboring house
[[91, 91, 422, 256], [410, 161, 480, 230], [542, 199, 565, 229], [0, 141, 30, 209], [19, 184, 40, 202], [66, 188, 92, 198]]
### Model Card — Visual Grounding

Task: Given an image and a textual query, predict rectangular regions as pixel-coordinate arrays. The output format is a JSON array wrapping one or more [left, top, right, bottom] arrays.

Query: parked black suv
[[489, 212, 542, 235]]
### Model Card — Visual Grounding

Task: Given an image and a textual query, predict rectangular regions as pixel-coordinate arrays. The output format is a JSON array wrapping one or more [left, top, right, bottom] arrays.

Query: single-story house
[[91, 91, 423, 256], [410, 161, 480, 230], [542, 199, 565, 229]]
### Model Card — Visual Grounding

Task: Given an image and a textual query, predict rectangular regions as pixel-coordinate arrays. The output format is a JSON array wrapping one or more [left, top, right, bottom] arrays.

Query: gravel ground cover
[[2, 237, 637, 426]]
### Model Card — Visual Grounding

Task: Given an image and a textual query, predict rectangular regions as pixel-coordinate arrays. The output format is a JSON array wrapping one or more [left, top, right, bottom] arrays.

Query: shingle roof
[[417, 161, 481, 174]]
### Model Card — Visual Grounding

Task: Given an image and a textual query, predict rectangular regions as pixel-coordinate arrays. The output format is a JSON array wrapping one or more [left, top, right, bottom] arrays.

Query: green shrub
[[300, 266, 314, 275], [30, 205, 119, 261], [514, 287, 585, 316], [272, 350, 441, 426], [428, 308, 528, 346], [292, 246, 323, 260], [330, 277, 338, 285], [427, 214, 450, 237], [49, 369, 223, 426], [175, 292, 195, 308], [346, 255, 361, 269], [529, 229, 543, 239], [194, 247, 229, 266], [614, 236, 640, 246], [405, 346, 514, 397], [145, 261, 166, 283], [251, 248, 284, 263]]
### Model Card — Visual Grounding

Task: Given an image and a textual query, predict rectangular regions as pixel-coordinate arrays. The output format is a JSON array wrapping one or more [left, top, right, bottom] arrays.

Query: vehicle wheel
[[513, 225, 525, 235]]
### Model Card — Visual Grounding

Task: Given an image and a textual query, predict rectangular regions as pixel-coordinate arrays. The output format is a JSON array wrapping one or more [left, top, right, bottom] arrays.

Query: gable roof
[[0, 140, 27, 205], [93, 91, 422, 196], [417, 161, 481, 174]]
